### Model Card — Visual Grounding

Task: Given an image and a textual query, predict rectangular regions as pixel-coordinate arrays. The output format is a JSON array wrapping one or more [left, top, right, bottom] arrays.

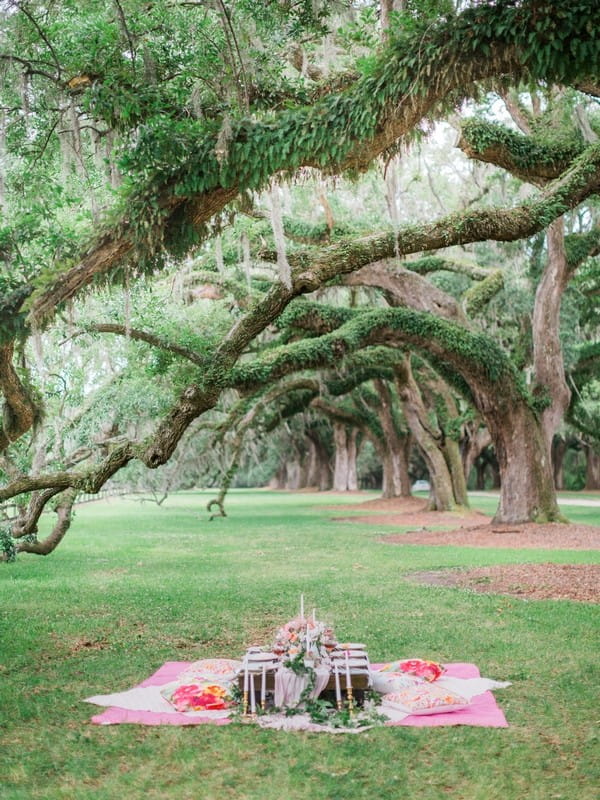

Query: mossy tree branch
[[458, 119, 584, 185], [23, 0, 600, 323]]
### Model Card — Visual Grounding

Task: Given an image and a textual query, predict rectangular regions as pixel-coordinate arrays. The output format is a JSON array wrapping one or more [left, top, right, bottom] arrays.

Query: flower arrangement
[[272, 616, 337, 664]]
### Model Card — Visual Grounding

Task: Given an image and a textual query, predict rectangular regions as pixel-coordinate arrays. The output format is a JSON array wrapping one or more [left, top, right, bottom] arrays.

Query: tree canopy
[[1, 0, 599, 558]]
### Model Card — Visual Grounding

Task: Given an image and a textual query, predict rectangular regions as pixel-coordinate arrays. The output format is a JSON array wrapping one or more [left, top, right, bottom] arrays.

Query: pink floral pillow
[[382, 683, 469, 715], [161, 682, 231, 712]]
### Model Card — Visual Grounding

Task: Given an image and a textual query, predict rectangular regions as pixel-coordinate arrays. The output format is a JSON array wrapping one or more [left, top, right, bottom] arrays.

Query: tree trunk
[[285, 460, 302, 490], [487, 404, 561, 523], [0, 342, 37, 452], [532, 218, 572, 451], [305, 431, 332, 490], [269, 463, 287, 489], [381, 451, 401, 498], [332, 423, 359, 491], [395, 359, 456, 511], [552, 436, 568, 490], [461, 420, 492, 485], [475, 459, 486, 490], [425, 376, 470, 507], [347, 429, 359, 491], [585, 445, 600, 490], [443, 438, 469, 507], [373, 379, 411, 498], [489, 461, 501, 490]]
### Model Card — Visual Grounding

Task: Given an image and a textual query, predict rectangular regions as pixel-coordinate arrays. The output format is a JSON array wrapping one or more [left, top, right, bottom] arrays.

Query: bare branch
[[82, 323, 208, 366], [13, 2, 62, 78]]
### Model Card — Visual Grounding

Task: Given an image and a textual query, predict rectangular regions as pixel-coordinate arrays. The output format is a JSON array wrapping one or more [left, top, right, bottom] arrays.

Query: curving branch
[[227, 307, 520, 400], [14, 490, 77, 556], [10, 487, 64, 538], [343, 261, 467, 324]]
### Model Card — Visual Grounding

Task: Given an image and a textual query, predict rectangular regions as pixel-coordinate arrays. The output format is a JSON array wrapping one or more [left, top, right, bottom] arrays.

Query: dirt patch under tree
[[329, 497, 599, 602]]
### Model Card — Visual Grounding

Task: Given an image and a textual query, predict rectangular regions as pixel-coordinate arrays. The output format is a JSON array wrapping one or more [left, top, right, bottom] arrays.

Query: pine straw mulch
[[327, 496, 600, 603], [404, 563, 600, 603]]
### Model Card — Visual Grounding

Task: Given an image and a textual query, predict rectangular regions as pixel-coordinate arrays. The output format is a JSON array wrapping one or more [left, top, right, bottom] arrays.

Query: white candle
[[261, 665, 266, 706], [312, 608, 316, 623], [300, 593, 304, 619], [345, 650, 351, 690], [243, 665, 249, 693], [305, 623, 311, 653], [334, 664, 341, 704], [250, 672, 256, 713]]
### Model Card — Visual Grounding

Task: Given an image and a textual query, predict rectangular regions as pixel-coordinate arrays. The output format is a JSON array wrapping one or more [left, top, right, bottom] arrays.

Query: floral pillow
[[176, 658, 241, 685], [382, 683, 469, 715], [161, 682, 231, 712], [371, 670, 420, 695], [379, 658, 445, 682]]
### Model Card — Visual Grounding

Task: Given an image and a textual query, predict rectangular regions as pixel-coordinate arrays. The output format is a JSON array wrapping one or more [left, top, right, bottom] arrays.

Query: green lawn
[[1, 490, 598, 800]]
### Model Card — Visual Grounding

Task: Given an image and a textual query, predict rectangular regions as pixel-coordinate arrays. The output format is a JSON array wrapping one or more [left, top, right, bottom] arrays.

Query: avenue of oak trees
[[1, 0, 599, 558]]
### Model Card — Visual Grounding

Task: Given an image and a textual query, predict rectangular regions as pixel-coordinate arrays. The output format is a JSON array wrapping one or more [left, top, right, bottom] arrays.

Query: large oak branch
[[458, 120, 584, 185], [24, 0, 600, 322]]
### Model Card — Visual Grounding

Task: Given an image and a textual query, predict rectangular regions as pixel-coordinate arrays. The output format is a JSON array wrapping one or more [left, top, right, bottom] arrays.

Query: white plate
[[331, 650, 368, 659], [332, 658, 369, 669], [244, 654, 279, 663], [337, 643, 366, 650]]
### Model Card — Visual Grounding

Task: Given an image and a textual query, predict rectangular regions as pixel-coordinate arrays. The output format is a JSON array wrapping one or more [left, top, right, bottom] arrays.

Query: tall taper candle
[[243, 664, 249, 715], [345, 650, 351, 689], [300, 593, 304, 619], [334, 663, 342, 706], [250, 672, 256, 714], [312, 607, 316, 623], [261, 664, 266, 709]]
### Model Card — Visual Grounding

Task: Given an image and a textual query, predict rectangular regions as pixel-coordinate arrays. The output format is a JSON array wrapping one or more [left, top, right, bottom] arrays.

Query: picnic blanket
[[85, 661, 510, 731]]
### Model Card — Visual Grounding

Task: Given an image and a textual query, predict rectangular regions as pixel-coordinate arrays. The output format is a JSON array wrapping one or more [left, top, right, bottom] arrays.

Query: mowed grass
[[0, 489, 598, 800]]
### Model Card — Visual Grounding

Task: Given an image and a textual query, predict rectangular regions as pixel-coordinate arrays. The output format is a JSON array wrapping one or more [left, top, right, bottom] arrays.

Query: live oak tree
[[1, 0, 600, 557]]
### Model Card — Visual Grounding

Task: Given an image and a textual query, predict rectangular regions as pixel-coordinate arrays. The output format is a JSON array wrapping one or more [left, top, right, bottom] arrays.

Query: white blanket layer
[[84, 674, 509, 717]]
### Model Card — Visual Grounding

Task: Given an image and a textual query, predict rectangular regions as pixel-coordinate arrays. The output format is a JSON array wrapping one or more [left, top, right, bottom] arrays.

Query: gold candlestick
[[242, 691, 249, 716], [346, 685, 355, 715]]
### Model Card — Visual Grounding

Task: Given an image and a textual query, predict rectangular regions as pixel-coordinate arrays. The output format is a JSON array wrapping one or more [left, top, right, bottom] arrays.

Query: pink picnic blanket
[[89, 661, 508, 728]]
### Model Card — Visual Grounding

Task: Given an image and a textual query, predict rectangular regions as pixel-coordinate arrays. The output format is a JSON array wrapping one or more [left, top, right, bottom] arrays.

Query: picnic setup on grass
[[85, 596, 510, 733]]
